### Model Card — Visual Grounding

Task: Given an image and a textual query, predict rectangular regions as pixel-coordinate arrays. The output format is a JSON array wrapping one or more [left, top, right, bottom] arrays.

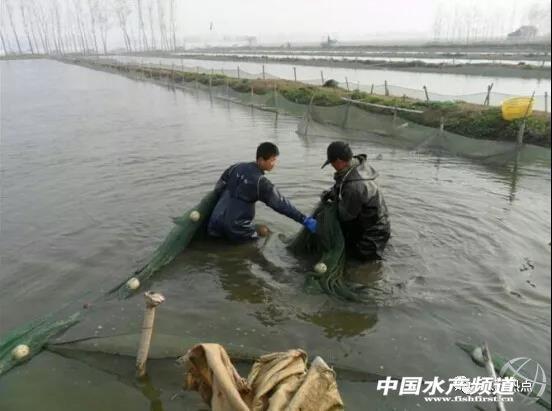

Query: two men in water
[[208, 140, 389, 261], [207, 142, 317, 241]]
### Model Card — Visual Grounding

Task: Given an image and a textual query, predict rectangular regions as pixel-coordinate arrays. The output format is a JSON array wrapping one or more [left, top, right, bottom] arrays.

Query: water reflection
[[184, 237, 380, 337]]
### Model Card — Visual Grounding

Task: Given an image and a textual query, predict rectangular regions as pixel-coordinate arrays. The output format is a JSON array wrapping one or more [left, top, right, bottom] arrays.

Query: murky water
[[0, 59, 550, 410]]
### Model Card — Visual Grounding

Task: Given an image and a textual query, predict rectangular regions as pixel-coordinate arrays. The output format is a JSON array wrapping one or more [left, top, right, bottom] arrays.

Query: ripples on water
[[0, 59, 550, 410]]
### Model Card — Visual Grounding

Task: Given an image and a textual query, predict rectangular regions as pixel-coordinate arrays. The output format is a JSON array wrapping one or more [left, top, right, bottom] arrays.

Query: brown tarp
[[180, 343, 344, 410]]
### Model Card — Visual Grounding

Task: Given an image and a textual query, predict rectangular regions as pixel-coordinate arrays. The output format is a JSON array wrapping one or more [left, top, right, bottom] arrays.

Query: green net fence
[[70, 57, 550, 165], [97, 55, 551, 111]]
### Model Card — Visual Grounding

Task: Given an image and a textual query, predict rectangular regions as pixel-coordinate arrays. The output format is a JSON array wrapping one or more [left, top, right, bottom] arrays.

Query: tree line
[[0, 0, 179, 55]]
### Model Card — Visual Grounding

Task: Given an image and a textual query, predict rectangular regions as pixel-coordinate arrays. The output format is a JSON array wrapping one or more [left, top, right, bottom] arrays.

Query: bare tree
[[28, 8, 42, 53], [31, 0, 50, 54], [169, 0, 176, 50], [136, 0, 149, 50], [72, 0, 89, 53], [147, 1, 156, 50], [157, 0, 169, 50], [87, 0, 100, 53], [115, 0, 133, 52], [0, 1, 11, 54], [19, 0, 36, 54], [0, 30, 9, 55], [52, 0, 66, 54], [97, 1, 111, 54], [5, 0, 23, 54]]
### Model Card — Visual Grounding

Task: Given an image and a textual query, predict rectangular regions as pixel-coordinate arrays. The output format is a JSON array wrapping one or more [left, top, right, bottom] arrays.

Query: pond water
[[0, 59, 550, 410]]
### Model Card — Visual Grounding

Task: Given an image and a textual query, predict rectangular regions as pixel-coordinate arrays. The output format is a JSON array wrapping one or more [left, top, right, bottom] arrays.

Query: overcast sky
[[1, 0, 550, 53], [176, 0, 549, 41]]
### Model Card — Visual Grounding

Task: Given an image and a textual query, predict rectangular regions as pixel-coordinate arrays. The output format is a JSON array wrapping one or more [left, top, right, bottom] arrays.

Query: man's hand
[[320, 189, 335, 203], [303, 216, 318, 233]]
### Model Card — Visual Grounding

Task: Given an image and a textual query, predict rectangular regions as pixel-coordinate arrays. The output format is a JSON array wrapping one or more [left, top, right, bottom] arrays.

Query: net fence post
[[517, 91, 535, 145], [423, 86, 430, 102], [237, 65, 240, 79], [303, 94, 315, 136], [195, 66, 199, 89], [341, 99, 351, 129], [262, 64, 265, 80], [320, 70, 325, 85], [293, 66, 297, 82], [370, 84, 374, 94], [136, 292, 165, 378], [384, 80, 389, 96], [517, 119, 526, 145], [345, 77, 349, 91], [484, 83, 494, 106]]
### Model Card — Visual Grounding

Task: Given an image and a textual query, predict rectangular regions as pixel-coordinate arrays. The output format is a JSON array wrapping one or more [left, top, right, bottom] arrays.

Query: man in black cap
[[321, 141, 390, 261], [208, 142, 317, 242]]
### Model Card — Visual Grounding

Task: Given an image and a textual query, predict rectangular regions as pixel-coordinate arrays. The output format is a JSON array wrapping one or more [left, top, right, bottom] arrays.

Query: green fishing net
[[0, 312, 80, 376], [289, 202, 361, 301], [0, 191, 218, 377], [110, 190, 219, 299]]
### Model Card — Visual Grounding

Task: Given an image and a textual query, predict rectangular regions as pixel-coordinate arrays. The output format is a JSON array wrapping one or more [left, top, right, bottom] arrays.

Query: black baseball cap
[[321, 141, 353, 168]]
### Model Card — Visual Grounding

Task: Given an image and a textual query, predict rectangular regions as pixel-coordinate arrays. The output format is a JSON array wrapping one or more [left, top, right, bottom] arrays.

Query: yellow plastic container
[[501, 97, 534, 121]]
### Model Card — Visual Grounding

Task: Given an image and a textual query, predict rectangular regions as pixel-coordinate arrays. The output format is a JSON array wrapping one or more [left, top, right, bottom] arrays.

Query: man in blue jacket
[[208, 142, 317, 242]]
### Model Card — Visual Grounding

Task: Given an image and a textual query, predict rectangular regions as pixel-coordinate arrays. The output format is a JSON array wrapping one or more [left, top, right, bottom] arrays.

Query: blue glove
[[303, 216, 317, 233]]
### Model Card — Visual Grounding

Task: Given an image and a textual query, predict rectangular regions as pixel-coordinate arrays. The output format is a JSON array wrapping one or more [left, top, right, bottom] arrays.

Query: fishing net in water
[[110, 191, 219, 299], [288, 202, 361, 302], [0, 191, 219, 377]]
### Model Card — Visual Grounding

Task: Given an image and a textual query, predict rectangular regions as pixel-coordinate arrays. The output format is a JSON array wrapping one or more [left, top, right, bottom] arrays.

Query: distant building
[[321, 35, 337, 48], [507, 25, 538, 39]]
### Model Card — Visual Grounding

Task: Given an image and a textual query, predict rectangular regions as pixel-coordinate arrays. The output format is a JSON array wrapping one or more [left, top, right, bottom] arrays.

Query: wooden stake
[[423, 86, 430, 102], [293, 67, 297, 82], [237, 65, 240, 79], [517, 120, 526, 145], [320, 71, 325, 85], [484, 83, 494, 106], [345, 77, 349, 91], [439, 116, 445, 137], [136, 292, 165, 378], [517, 91, 535, 145], [370, 84, 374, 95], [545, 91, 549, 114], [262, 64, 265, 80], [384, 80, 389, 96]]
